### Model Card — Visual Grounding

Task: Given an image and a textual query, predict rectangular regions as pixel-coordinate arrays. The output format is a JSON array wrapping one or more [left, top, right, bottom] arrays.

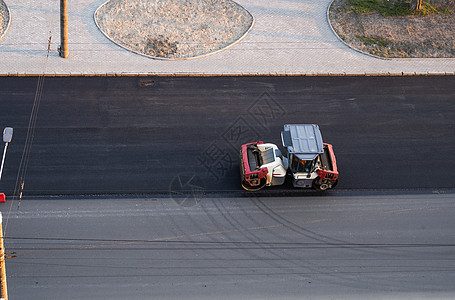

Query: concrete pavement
[[0, 0, 454, 76]]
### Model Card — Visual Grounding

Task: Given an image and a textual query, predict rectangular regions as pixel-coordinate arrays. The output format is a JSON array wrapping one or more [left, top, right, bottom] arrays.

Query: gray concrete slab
[[0, 0, 454, 75]]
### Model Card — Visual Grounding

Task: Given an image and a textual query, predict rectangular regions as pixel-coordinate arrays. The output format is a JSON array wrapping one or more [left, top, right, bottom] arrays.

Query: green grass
[[354, 35, 430, 58], [349, 0, 441, 16], [418, 2, 440, 14], [355, 35, 390, 47], [355, 35, 401, 58]]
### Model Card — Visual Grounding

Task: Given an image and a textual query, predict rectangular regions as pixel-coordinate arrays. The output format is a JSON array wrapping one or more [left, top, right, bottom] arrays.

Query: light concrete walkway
[[0, 0, 454, 75]]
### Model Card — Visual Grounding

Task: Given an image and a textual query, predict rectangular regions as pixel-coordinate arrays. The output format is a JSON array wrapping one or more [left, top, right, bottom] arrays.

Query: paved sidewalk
[[0, 0, 454, 75]]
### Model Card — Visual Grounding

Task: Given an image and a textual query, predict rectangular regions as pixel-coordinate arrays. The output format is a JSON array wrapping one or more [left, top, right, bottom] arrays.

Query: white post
[[0, 143, 8, 182]]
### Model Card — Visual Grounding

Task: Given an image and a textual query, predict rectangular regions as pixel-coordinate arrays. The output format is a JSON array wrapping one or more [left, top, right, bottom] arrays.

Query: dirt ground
[[95, 0, 254, 59], [0, 0, 9, 39], [329, 0, 455, 58]]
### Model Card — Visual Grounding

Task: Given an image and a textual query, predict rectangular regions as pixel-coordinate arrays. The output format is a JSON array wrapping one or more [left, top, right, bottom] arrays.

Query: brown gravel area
[[329, 0, 455, 58], [0, 0, 9, 39], [95, 0, 254, 59]]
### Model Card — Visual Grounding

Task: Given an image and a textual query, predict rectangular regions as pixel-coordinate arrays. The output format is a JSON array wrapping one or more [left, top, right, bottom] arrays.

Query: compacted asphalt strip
[[0, 75, 453, 195]]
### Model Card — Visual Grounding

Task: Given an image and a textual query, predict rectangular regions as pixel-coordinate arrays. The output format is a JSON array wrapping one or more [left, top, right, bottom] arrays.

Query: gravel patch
[[0, 0, 10, 40], [95, 0, 254, 60]]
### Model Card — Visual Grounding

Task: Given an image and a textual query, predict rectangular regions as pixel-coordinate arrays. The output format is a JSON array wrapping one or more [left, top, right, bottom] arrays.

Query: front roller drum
[[239, 151, 266, 191], [313, 178, 338, 191]]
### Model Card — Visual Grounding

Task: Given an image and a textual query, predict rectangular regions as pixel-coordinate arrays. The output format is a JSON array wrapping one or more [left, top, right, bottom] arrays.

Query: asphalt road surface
[[0, 76, 453, 195], [0, 76, 454, 299], [2, 192, 455, 299]]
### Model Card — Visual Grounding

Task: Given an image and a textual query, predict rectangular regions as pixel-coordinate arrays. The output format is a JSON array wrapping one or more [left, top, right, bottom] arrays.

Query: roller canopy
[[281, 124, 324, 160]]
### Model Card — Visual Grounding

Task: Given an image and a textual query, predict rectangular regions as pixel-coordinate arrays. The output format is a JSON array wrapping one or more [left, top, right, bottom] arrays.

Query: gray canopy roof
[[281, 124, 324, 160]]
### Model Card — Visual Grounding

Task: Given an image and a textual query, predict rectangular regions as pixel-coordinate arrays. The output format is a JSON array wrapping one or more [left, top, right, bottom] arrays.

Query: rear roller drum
[[241, 178, 266, 192]]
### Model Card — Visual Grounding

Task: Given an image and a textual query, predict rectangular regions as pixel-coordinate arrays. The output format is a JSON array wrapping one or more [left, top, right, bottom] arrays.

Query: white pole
[[0, 143, 8, 182]]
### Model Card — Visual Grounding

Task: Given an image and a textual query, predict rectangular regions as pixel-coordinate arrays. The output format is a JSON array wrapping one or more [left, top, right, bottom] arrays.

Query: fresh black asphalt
[[0, 76, 454, 195]]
